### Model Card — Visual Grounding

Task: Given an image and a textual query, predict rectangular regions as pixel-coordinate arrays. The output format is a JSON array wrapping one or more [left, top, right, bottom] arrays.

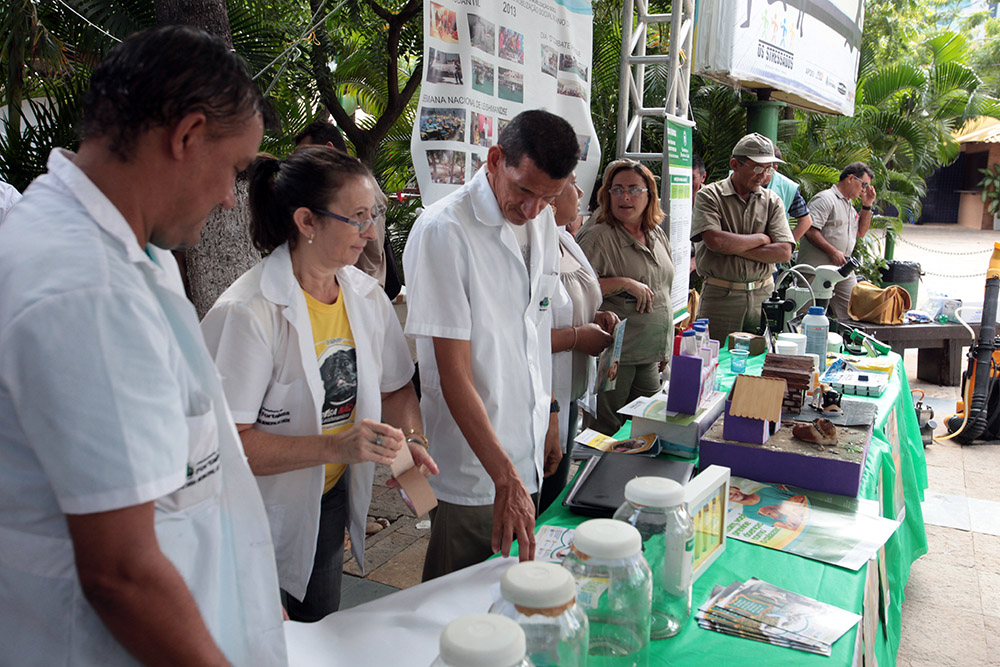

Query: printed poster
[[414, 0, 600, 207], [693, 0, 864, 116], [666, 115, 694, 321]]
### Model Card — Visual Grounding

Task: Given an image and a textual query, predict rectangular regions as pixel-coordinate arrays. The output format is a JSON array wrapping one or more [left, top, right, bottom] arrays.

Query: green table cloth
[[537, 350, 928, 665]]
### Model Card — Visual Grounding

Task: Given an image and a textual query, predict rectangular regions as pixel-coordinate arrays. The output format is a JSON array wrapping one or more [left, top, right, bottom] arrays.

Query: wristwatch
[[861, 205, 872, 211], [550, 400, 561, 413]]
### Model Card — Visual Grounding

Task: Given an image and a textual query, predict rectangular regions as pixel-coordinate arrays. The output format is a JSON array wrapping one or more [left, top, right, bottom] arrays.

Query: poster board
[[666, 115, 694, 321], [413, 0, 600, 207], [693, 0, 865, 116]]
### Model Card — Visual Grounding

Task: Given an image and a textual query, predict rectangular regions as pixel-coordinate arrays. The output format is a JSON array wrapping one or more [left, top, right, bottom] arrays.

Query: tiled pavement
[[341, 224, 1000, 665]]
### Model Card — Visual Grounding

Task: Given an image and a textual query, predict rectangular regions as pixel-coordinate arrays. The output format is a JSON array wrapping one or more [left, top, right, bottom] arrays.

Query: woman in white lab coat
[[202, 146, 437, 622]]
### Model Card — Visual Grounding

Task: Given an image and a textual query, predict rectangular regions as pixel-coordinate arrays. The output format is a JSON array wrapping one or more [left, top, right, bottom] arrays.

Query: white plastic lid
[[624, 476, 685, 508], [572, 518, 642, 560], [500, 561, 576, 609], [439, 614, 526, 667]]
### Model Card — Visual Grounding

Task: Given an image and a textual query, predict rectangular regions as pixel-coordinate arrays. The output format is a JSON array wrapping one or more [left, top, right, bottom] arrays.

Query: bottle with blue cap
[[803, 306, 830, 371]]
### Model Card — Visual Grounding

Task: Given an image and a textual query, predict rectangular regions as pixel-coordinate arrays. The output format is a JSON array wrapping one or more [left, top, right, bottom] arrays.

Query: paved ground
[[341, 223, 1000, 666]]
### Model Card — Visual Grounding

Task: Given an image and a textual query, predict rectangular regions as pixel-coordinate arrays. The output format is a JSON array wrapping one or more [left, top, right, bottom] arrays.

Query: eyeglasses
[[311, 203, 386, 234], [851, 174, 870, 191], [608, 186, 649, 198], [736, 159, 775, 176]]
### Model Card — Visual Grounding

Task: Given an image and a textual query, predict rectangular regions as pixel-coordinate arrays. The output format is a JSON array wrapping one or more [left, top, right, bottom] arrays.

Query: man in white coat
[[0, 26, 286, 665], [404, 110, 580, 580]]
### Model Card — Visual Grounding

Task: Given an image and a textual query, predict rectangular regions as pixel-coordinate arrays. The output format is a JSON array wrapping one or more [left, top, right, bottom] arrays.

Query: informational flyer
[[726, 477, 899, 571], [693, 0, 864, 116], [413, 0, 600, 207]]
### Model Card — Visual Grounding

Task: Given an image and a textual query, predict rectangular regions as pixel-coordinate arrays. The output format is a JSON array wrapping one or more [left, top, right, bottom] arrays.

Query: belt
[[704, 276, 774, 292]]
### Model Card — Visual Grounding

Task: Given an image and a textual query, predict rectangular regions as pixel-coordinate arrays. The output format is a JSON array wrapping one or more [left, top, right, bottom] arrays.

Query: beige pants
[[696, 283, 772, 347]]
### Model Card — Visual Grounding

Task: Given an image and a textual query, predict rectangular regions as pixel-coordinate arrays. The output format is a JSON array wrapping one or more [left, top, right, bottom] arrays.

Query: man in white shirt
[[0, 179, 21, 223], [404, 110, 580, 580], [0, 26, 286, 665]]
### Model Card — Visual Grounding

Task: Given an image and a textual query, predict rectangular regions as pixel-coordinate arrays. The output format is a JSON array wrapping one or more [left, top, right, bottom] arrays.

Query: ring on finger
[[375, 434, 383, 447]]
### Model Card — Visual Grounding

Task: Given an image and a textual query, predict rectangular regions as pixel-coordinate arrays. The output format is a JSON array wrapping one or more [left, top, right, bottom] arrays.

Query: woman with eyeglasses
[[577, 159, 674, 436], [201, 146, 437, 622], [539, 172, 619, 511]]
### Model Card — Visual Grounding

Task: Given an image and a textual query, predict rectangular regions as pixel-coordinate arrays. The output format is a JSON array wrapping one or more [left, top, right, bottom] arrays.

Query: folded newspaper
[[697, 578, 860, 655]]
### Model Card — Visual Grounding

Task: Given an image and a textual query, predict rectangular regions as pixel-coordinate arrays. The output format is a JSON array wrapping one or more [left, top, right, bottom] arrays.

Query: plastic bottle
[[803, 306, 830, 371], [680, 329, 697, 356], [430, 614, 533, 667], [692, 322, 708, 351], [613, 477, 694, 640], [562, 519, 651, 666], [489, 562, 589, 666]]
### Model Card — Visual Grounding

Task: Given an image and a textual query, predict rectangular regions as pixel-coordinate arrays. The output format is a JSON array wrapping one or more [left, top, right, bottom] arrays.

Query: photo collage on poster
[[420, 1, 592, 187]]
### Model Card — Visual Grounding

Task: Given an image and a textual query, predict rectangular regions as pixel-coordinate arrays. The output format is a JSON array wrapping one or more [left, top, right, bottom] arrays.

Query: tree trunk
[[155, 0, 261, 318]]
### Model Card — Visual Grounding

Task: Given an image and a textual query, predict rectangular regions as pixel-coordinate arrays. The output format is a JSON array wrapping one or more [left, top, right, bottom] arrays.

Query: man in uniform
[[691, 133, 795, 344], [798, 162, 877, 320], [0, 26, 285, 665], [404, 110, 579, 580]]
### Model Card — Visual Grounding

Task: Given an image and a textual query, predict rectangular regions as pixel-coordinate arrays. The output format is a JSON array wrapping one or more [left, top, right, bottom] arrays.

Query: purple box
[[722, 399, 777, 444], [666, 354, 704, 414], [700, 415, 872, 497]]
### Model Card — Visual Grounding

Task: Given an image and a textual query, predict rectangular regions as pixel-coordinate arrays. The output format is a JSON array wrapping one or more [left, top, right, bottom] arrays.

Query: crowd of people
[[0, 25, 878, 665], [420, 108, 466, 142]]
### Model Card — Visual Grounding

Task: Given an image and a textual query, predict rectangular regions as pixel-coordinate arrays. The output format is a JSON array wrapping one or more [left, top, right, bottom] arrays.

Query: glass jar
[[613, 477, 694, 640], [561, 518, 651, 666], [430, 614, 533, 667], [489, 561, 589, 666]]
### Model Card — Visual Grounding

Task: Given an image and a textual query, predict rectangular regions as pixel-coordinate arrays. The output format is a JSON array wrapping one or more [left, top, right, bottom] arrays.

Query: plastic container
[[562, 519, 651, 666], [774, 340, 798, 355], [730, 349, 749, 373], [613, 478, 695, 640], [695, 318, 711, 343], [803, 306, 830, 372], [489, 562, 589, 666], [680, 330, 697, 356], [692, 323, 708, 351], [777, 332, 806, 355], [827, 332, 843, 356], [431, 614, 532, 667]]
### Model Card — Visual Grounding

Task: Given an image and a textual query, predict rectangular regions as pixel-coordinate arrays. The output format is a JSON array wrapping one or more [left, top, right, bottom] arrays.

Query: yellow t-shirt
[[303, 288, 356, 494]]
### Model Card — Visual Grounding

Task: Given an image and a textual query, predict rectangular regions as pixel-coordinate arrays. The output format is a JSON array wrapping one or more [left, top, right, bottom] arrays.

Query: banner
[[666, 115, 694, 321], [412, 0, 600, 207], [693, 0, 865, 116]]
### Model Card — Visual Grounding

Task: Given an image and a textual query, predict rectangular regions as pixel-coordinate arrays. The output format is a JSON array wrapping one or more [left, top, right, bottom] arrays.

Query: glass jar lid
[[439, 614, 525, 667], [501, 561, 576, 609], [624, 476, 685, 508], [572, 518, 642, 559]]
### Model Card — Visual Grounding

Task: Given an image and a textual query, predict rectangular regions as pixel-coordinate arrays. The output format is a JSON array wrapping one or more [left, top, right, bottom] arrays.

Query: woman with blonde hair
[[577, 159, 674, 436]]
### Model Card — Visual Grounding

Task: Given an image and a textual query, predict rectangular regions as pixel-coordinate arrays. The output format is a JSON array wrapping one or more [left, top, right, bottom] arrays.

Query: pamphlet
[[573, 429, 661, 456], [726, 477, 899, 571], [594, 319, 626, 393]]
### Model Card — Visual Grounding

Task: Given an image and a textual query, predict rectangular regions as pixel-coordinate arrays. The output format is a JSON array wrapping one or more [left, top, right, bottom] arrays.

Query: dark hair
[[497, 109, 579, 179], [594, 159, 664, 233], [248, 146, 371, 252], [840, 161, 874, 182], [692, 155, 706, 175], [80, 25, 265, 161], [294, 119, 348, 152]]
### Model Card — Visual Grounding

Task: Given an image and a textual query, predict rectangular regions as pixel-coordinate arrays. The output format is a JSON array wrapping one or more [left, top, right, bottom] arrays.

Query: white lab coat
[[403, 168, 559, 505], [201, 244, 414, 599], [0, 149, 286, 666]]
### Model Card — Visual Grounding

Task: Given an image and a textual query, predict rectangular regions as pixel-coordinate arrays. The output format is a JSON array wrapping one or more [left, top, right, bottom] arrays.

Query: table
[[846, 321, 979, 386], [285, 352, 928, 666]]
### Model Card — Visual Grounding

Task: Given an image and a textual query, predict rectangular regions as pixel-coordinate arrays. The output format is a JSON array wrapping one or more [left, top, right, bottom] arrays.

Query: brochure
[[594, 319, 626, 393]]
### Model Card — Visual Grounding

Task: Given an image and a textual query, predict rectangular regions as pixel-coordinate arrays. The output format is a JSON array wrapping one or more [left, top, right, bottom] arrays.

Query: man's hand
[[328, 419, 404, 466], [492, 477, 537, 561], [827, 249, 848, 266], [594, 310, 620, 333], [624, 278, 655, 313], [573, 322, 613, 356], [861, 184, 877, 208], [543, 411, 562, 477]]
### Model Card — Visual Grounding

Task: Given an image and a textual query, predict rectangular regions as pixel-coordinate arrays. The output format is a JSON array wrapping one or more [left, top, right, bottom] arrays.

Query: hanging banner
[[413, 0, 600, 207], [693, 0, 864, 116], [666, 115, 694, 321]]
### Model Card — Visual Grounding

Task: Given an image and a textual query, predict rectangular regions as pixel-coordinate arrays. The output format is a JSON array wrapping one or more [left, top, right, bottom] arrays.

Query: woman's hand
[[624, 278, 655, 313], [385, 441, 440, 490], [327, 418, 404, 466], [573, 322, 613, 356], [594, 310, 620, 334]]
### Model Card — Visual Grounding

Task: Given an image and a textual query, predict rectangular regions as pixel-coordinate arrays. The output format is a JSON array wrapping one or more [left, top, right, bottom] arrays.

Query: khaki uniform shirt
[[690, 175, 793, 282], [577, 221, 674, 365], [798, 185, 860, 267]]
